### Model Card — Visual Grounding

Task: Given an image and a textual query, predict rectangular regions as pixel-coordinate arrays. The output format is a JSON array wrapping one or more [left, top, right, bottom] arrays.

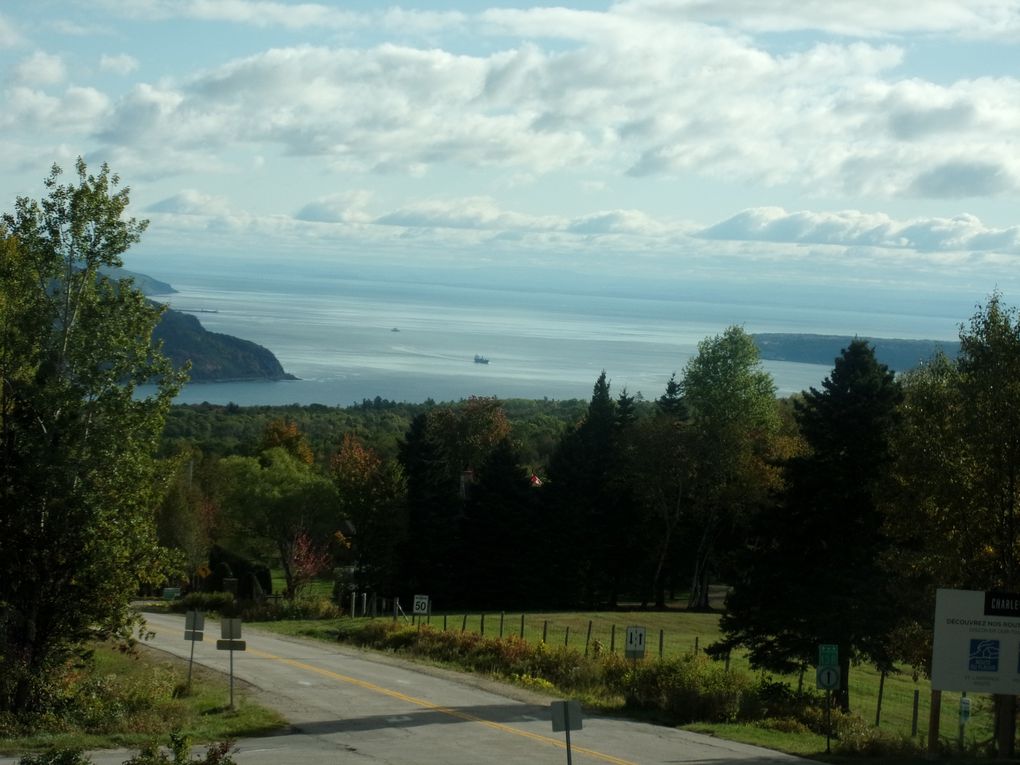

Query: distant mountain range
[[752, 333, 958, 373], [104, 267, 296, 383]]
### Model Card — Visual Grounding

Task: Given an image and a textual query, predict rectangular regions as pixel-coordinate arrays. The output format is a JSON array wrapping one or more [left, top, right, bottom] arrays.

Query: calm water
[[136, 260, 964, 406]]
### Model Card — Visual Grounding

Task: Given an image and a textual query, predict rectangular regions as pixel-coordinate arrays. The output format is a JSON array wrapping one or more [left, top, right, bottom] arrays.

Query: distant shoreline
[[753, 333, 957, 372]]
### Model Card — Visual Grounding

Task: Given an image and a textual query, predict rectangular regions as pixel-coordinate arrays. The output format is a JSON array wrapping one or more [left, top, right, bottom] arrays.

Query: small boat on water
[[391, 327, 400, 332], [474, 354, 490, 364]]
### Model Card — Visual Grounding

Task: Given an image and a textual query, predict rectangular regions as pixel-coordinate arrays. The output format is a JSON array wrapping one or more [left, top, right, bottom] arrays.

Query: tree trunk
[[994, 694, 1016, 758], [835, 653, 851, 712]]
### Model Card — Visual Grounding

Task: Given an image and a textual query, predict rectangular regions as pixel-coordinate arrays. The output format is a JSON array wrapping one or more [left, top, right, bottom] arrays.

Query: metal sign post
[[216, 618, 246, 709], [413, 594, 429, 620], [551, 700, 582, 765], [625, 626, 646, 662], [959, 694, 970, 750], [183, 610, 205, 692], [817, 644, 840, 754]]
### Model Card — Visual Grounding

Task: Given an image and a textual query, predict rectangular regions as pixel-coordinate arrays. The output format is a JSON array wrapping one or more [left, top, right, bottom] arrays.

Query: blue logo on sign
[[969, 639, 1000, 672]]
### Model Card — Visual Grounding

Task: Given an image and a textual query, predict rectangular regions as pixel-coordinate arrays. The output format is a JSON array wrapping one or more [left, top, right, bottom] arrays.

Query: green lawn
[[0, 642, 285, 755], [259, 607, 994, 753]]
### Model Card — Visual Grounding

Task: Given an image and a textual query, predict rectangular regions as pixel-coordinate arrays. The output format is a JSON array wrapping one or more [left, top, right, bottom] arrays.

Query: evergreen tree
[[398, 412, 463, 604], [545, 372, 624, 606], [462, 438, 543, 608], [716, 340, 902, 711]]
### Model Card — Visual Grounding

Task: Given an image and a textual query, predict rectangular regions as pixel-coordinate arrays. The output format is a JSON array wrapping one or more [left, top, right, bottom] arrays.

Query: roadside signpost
[[216, 618, 246, 709], [625, 626, 646, 661], [183, 610, 205, 691], [413, 594, 429, 625], [817, 644, 839, 754], [551, 700, 583, 764]]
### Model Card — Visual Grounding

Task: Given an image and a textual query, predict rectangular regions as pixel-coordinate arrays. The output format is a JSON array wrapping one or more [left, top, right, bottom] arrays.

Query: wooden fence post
[[481, 613, 485, 636], [500, 611, 504, 638], [585, 620, 593, 657], [610, 624, 616, 653], [542, 620, 548, 643], [565, 625, 570, 646], [875, 671, 886, 727], [461, 613, 468, 633], [659, 629, 664, 659], [520, 613, 525, 639]]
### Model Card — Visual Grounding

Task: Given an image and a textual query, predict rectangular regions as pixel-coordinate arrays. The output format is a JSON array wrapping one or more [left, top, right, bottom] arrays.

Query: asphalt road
[[3, 612, 817, 764]]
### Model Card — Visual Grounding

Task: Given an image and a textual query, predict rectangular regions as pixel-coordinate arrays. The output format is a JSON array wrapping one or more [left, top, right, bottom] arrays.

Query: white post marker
[[625, 626, 646, 661], [551, 700, 582, 765], [216, 618, 246, 709], [183, 610, 205, 691]]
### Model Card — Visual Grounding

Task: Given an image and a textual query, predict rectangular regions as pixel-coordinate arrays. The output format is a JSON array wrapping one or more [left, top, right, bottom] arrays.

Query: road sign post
[[625, 626, 646, 661], [413, 594, 429, 626], [183, 610, 205, 692], [216, 618, 246, 709], [551, 700, 582, 765], [817, 644, 839, 754]]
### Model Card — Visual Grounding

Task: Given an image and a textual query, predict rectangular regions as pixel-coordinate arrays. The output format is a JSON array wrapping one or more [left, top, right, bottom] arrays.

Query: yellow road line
[[246, 646, 637, 765]]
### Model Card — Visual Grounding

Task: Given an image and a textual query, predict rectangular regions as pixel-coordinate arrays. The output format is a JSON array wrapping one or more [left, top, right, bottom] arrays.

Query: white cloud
[[147, 189, 233, 216], [614, 0, 1020, 39], [374, 197, 562, 231], [699, 207, 1020, 252], [295, 191, 374, 223], [0, 14, 20, 48], [13, 51, 67, 85], [35, 4, 1020, 204], [100, 53, 139, 75], [0, 85, 109, 132]]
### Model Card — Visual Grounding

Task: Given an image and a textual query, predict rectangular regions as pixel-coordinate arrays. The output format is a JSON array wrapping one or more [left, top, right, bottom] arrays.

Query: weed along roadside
[[248, 608, 991, 760], [0, 640, 285, 759]]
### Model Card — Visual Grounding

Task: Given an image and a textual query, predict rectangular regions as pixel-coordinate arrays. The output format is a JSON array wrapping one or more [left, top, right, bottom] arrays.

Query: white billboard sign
[[932, 588, 1020, 695]]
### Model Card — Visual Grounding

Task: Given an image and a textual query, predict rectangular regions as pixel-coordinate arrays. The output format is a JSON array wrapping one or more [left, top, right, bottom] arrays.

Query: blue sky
[[3, 1, 1020, 313]]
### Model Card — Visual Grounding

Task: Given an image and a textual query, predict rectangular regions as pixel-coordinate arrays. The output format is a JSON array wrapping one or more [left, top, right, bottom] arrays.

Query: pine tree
[[716, 339, 902, 712]]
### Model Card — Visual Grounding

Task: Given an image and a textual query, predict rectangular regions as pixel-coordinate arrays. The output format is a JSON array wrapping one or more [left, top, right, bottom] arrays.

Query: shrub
[[240, 596, 341, 622], [623, 654, 752, 724], [832, 711, 921, 758], [122, 732, 237, 765], [167, 592, 235, 615], [19, 751, 92, 765]]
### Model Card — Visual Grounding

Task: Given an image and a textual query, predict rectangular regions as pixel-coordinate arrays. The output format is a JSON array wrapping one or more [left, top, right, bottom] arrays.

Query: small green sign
[[819, 644, 838, 668]]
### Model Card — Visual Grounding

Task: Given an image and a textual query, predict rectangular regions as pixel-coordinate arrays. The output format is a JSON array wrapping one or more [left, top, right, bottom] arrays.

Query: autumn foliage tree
[[331, 433, 406, 594]]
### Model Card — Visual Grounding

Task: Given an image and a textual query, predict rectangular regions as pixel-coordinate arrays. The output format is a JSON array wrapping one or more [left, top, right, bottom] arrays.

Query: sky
[[3, 0, 1020, 323]]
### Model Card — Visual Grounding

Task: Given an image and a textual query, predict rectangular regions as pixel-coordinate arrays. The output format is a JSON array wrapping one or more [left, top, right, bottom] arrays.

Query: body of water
[[137, 260, 965, 406]]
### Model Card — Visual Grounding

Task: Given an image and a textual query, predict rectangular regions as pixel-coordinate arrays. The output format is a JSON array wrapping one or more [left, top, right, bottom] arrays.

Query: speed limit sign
[[413, 594, 429, 614]]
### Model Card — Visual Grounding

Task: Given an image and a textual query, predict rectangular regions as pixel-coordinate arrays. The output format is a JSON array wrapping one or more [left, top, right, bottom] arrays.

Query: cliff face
[[152, 307, 297, 382], [106, 266, 294, 382]]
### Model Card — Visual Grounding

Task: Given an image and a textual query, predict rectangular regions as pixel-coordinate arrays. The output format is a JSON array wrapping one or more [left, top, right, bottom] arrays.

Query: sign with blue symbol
[[933, 589, 1020, 694], [969, 639, 1000, 672]]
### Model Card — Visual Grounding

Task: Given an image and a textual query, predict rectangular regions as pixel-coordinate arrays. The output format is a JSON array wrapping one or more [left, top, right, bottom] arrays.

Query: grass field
[[0, 642, 285, 755], [260, 605, 996, 754]]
